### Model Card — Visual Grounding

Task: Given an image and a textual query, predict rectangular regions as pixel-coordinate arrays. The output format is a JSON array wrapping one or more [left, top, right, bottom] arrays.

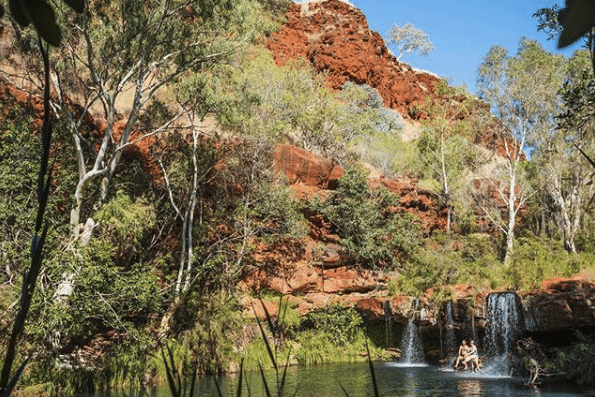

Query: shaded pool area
[[134, 361, 594, 397]]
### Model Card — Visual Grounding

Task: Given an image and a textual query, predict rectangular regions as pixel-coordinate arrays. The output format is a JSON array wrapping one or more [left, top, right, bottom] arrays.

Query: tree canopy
[[385, 22, 435, 62]]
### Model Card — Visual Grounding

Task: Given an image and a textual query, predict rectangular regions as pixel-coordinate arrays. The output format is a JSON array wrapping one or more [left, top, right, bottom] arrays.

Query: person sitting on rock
[[462, 340, 480, 372], [454, 340, 468, 370]]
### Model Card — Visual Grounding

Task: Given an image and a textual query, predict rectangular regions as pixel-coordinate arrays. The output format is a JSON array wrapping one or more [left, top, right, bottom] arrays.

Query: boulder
[[273, 144, 342, 190]]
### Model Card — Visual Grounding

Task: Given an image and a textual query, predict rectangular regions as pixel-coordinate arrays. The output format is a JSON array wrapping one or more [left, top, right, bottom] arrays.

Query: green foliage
[[33, 241, 161, 338], [250, 177, 309, 241], [385, 22, 435, 62], [395, 233, 500, 295], [0, 103, 39, 280], [293, 330, 388, 366], [0, 92, 75, 279], [340, 82, 404, 135], [164, 292, 243, 376], [505, 238, 595, 291], [21, 236, 161, 394], [95, 191, 156, 246], [24, 329, 153, 396], [299, 305, 363, 347], [312, 165, 420, 269], [177, 138, 308, 291], [205, 47, 393, 162], [554, 331, 595, 387], [342, 82, 408, 176], [477, 39, 565, 142]]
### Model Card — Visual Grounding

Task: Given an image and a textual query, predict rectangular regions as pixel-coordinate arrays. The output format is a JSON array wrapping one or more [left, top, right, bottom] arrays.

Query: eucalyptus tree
[[385, 22, 435, 62], [550, 55, 595, 252], [533, 5, 595, 252], [477, 39, 565, 264], [417, 82, 481, 233], [49, 0, 246, 238]]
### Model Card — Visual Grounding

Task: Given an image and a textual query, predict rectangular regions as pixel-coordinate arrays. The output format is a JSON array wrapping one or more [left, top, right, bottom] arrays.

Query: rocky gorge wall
[[3, 0, 592, 366], [354, 278, 595, 361], [241, 143, 595, 361], [266, 0, 440, 117]]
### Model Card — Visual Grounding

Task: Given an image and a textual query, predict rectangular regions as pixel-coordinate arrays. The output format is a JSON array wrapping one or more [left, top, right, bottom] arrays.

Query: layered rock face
[[266, 0, 440, 117], [241, 144, 446, 317], [354, 279, 595, 359], [521, 278, 595, 332]]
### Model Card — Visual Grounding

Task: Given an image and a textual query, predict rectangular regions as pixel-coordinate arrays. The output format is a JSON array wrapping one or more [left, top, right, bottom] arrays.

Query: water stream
[[482, 292, 523, 376], [443, 300, 458, 359], [397, 318, 426, 367]]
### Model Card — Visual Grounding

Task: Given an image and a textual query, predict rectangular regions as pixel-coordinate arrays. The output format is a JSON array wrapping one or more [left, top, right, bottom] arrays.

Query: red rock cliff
[[266, 0, 440, 117]]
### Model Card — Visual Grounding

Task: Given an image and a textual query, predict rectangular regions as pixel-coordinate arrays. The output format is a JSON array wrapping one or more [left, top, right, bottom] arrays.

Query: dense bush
[[299, 305, 363, 347], [204, 47, 398, 164], [310, 165, 420, 269], [0, 94, 75, 283], [394, 233, 500, 295], [554, 331, 595, 387], [505, 237, 595, 290]]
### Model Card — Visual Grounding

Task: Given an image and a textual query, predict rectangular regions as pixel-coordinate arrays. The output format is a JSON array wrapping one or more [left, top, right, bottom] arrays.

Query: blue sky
[[349, 0, 583, 95]]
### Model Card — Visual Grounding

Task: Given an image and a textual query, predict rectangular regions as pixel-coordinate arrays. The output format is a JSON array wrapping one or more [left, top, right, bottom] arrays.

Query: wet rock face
[[266, 0, 440, 117], [521, 278, 595, 332]]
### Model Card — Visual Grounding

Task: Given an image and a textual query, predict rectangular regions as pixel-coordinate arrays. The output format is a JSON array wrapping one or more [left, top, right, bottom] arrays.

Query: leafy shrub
[[299, 305, 363, 347], [0, 93, 75, 283], [505, 237, 595, 290], [395, 233, 500, 295], [169, 291, 244, 375], [554, 331, 595, 387], [95, 191, 156, 246], [292, 305, 388, 365], [311, 165, 420, 269], [205, 47, 396, 163]]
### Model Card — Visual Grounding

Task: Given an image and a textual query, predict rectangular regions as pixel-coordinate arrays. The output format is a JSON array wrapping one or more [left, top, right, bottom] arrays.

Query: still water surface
[[87, 363, 595, 397], [89, 362, 595, 397]]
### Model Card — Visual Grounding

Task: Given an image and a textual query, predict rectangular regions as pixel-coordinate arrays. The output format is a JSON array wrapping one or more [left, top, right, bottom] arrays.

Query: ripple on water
[[386, 362, 429, 368]]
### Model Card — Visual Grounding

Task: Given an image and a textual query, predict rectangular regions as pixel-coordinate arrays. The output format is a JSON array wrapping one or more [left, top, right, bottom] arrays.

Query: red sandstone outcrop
[[266, 0, 440, 117], [274, 144, 343, 193], [521, 278, 595, 332], [275, 144, 445, 232], [266, 0, 521, 160]]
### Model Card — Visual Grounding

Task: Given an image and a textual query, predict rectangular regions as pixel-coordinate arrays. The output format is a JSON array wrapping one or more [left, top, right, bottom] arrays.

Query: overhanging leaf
[[558, 0, 595, 49], [24, 0, 61, 46], [62, 0, 85, 13], [8, 0, 30, 27]]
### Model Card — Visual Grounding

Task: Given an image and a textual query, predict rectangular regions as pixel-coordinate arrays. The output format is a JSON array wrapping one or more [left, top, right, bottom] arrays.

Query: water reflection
[[79, 362, 594, 397], [403, 369, 417, 397], [458, 379, 481, 397]]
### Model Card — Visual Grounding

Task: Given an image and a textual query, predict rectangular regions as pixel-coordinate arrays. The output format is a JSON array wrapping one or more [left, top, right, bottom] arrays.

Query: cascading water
[[399, 318, 425, 365], [442, 301, 458, 359], [484, 292, 521, 355], [482, 292, 522, 375], [384, 300, 393, 348]]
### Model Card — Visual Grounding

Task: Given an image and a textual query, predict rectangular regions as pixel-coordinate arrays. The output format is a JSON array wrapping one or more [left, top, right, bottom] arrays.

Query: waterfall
[[484, 292, 522, 356], [481, 292, 522, 376], [399, 319, 425, 365], [443, 301, 458, 359]]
